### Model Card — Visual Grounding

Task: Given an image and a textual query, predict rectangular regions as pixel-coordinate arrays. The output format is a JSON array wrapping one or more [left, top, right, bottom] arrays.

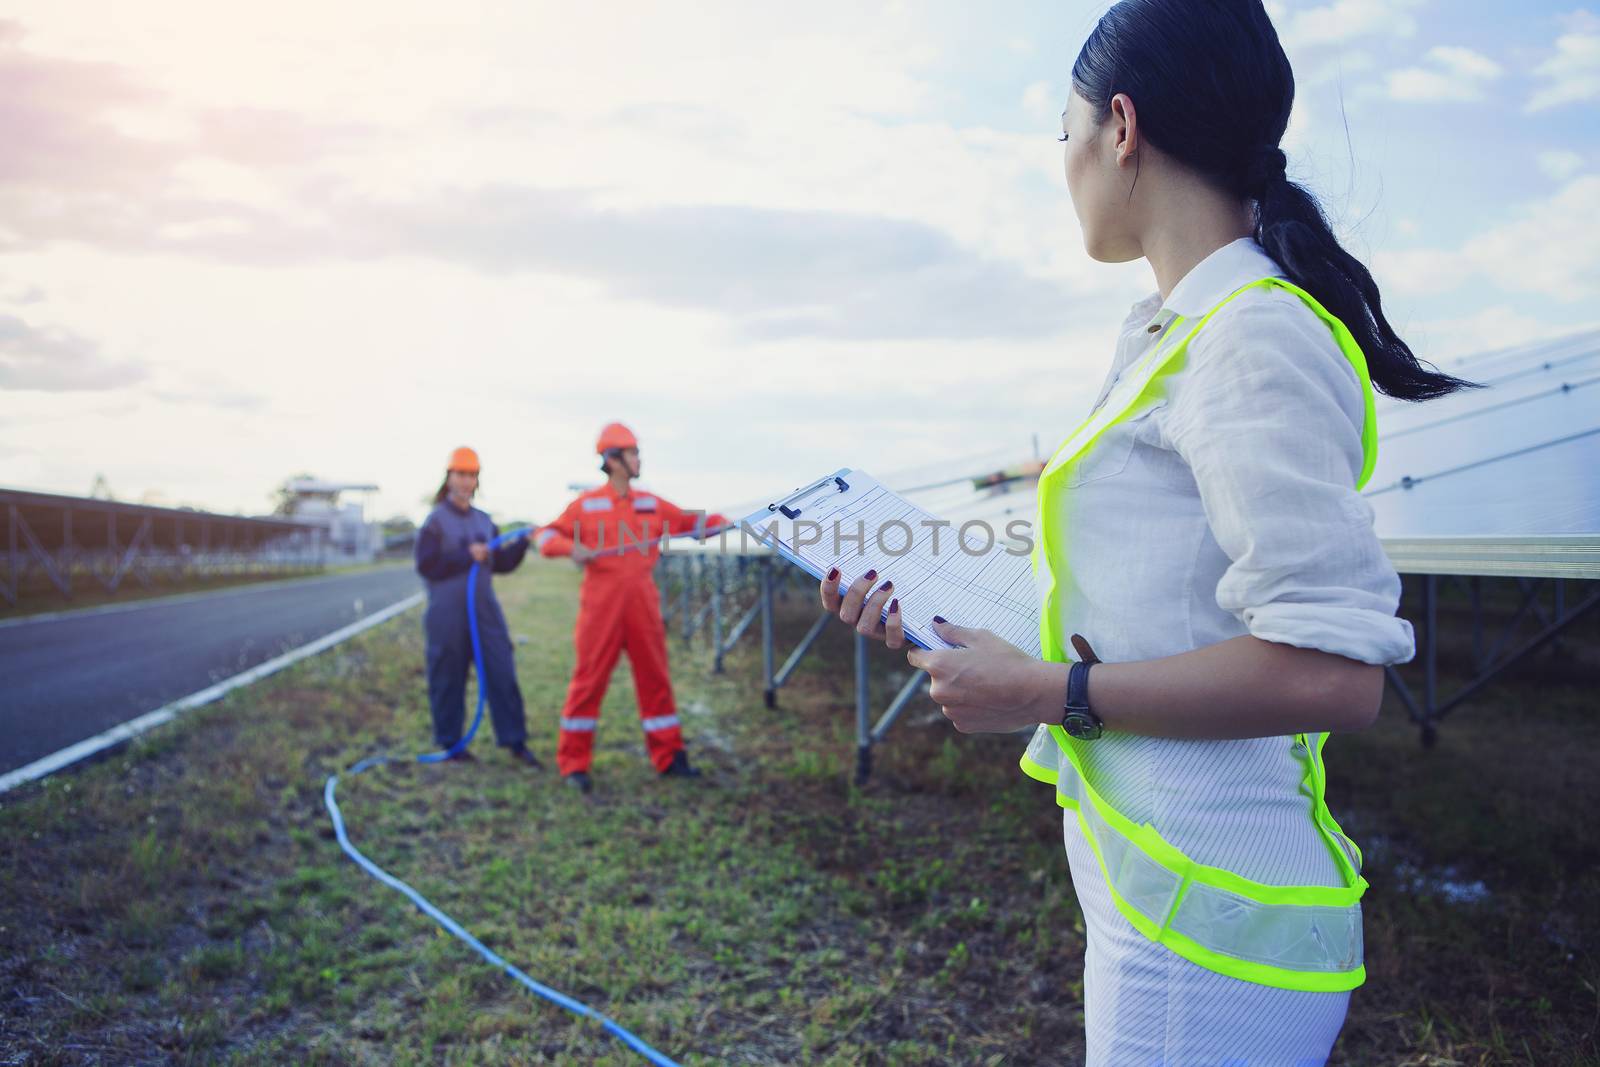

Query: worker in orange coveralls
[[535, 422, 730, 794]]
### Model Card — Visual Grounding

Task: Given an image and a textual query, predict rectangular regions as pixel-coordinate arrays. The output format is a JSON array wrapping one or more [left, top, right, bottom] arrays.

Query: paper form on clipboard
[[736, 468, 1041, 655]]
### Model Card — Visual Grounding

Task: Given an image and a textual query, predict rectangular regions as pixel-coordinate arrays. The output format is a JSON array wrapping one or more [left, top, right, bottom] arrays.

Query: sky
[[2, 1, 1598, 526]]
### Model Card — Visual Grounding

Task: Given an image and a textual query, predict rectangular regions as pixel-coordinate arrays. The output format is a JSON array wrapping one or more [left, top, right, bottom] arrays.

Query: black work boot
[[507, 744, 543, 770], [444, 748, 476, 762], [565, 771, 593, 794], [660, 750, 702, 779]]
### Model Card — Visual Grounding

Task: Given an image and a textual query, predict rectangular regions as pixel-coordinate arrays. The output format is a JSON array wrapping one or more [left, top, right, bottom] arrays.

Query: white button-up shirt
[[1036, 236, 1415, 888]]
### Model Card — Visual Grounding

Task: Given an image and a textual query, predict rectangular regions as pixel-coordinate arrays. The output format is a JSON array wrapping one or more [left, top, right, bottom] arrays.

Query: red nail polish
[[933, 615, 947, 624], [863, 569, 877, 581], [889, 598, 899, 613], [880, 580, 893, 593], [827, 567, 839, 581]]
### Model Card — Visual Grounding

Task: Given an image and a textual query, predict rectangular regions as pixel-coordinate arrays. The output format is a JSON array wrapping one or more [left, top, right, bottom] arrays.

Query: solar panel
[[1364, 329, 1600, 564]]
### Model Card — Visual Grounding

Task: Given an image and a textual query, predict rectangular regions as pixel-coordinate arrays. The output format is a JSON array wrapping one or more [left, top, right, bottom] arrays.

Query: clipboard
[[737, 468, 1041, 655]]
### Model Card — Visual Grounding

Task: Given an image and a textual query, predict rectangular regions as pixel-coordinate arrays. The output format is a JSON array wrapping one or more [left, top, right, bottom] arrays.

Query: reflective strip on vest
[[1027, 276, 1378, 993], [640, 715, 680, 733], [560, 716, 598, 732]]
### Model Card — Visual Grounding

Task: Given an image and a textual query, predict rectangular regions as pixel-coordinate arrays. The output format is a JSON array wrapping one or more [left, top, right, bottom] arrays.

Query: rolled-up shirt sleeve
[[1164, 298, 1416, 666]]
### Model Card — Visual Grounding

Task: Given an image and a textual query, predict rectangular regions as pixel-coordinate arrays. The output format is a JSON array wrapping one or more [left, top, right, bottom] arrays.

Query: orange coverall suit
[[536, 485, 729, 775]]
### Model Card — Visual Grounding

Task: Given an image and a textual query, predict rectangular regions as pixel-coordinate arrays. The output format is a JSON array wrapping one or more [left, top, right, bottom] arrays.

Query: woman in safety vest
[[414, 446, 543, 768], [823, 2, 1475, 1062]]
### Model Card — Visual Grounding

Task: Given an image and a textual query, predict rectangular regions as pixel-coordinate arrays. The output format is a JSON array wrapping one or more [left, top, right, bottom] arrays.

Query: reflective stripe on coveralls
[[1023, 277, 1379, 993]]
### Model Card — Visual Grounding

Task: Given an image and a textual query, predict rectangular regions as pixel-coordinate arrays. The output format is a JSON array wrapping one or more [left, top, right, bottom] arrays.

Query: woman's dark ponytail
[[1073, 0, 1479, 401]]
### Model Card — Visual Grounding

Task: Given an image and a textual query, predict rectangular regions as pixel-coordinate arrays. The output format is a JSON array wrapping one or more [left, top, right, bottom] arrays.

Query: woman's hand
[[908, 619, 1060, 734], [819, 567, 906, 649]]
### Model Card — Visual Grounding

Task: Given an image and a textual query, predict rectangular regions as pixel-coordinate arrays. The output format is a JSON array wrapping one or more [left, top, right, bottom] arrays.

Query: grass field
[[1, 558, 1596, 1065]]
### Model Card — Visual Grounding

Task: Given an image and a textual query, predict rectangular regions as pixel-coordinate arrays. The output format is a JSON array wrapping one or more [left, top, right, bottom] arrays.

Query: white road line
[[0, 566, 412, 630], [0, 591, 425, 797]]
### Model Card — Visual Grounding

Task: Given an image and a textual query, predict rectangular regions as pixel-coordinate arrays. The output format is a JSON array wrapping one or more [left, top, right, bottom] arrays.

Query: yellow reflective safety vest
[[1023, 276, 1379, 992]]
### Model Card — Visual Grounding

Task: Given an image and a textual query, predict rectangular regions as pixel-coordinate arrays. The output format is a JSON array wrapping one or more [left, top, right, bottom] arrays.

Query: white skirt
[[1064, 813, 1352, 1067]]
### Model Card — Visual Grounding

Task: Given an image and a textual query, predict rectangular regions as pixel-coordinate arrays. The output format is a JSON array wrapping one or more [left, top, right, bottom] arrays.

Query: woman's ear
[[1107, 92, 1139, 167]]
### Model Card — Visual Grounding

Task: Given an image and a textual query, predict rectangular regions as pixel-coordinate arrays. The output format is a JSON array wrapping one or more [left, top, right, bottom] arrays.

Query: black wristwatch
[[1060, 659, 1103, 740]]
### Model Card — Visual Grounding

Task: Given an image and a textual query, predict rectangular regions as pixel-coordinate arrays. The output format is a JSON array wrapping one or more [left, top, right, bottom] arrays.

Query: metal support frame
[[850, 646, 934, 785], [711, 556, 726, 673], [720, 594, 763, 661], [854, 632, 872, 784], [769, 610, 831, 707], [5, 504, 70, 602], [1386, 574, 1600, 746], [759, 559, 776, 707], [664, 552, 1596, 779], [660, 550, 940, 783], [872, 671, 932, 748], [2, 490, 325, 609]]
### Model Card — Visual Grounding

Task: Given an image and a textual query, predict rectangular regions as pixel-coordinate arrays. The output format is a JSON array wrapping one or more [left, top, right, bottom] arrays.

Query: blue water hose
[[323, 525, 682, 1067]]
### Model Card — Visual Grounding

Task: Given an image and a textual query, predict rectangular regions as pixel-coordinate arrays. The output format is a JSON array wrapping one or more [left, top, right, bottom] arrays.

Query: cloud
[[1272, 0, 1424, 49], [1374, 175, 1600, 302], [0, 23, 363, 248], [1386, 45, 1503, 102], [342, 189, 1072, 341], [1528, 14, 1600, 111], [1539, 150, 1585, 181], [0, 21, 174, 191], [1022, 80, 1057, 119], [0, 19, 1074, 345], [149, 386, 265, 410], [0, 313, 145, 391], [1407, 305, 1588, 361]]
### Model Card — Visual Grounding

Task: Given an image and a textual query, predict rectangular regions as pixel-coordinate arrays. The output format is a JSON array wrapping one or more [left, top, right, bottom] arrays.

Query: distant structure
[[0, 487, 324, 608], [274, 478, 383, 562]]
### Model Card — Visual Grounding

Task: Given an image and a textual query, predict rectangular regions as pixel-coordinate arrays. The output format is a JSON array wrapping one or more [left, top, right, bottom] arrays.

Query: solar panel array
[[1364, 328, 1600, 539]]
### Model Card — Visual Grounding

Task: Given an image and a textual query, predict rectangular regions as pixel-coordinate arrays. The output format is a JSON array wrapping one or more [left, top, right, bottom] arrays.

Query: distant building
[[275, 478, 382, 561]]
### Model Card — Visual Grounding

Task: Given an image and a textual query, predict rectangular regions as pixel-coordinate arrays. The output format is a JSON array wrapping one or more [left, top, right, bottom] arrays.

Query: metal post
[[655, 555, 668, 619], [712, 555, 725, 673], [61, 507, 73, 598], [681, 556, 695, 640], [1553, 578, 1566, 657], [854, 632, 871, 784], [1470, 575, 1482, 662], [761, 558, 776, 708], [105, 508, 116, 590], [4, 504, 17, 606], [1422, 574, 1438, 747]]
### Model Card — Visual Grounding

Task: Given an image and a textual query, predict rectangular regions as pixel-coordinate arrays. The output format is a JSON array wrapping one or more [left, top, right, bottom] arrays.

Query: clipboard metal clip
[[768, 473, 851, 519]]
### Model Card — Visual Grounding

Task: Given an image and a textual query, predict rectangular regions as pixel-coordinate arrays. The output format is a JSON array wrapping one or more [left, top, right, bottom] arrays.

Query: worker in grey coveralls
[[413, 446, 542, 768]]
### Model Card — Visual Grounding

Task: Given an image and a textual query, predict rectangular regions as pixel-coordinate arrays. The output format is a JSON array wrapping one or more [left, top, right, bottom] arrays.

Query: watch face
[[1063, 713, 1103, 741]]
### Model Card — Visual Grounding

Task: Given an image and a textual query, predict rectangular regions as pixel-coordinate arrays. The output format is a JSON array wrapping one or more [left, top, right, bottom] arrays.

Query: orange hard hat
[[595, 422, 638, 454], [447, 446, 481, 473]]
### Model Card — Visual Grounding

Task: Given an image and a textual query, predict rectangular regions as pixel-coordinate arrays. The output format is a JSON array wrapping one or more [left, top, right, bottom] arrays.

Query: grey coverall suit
[[413, 500, 530, 749]]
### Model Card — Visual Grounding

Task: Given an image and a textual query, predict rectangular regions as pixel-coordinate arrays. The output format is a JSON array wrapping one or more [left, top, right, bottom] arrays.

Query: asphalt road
[[0, 567, 425, 777]]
